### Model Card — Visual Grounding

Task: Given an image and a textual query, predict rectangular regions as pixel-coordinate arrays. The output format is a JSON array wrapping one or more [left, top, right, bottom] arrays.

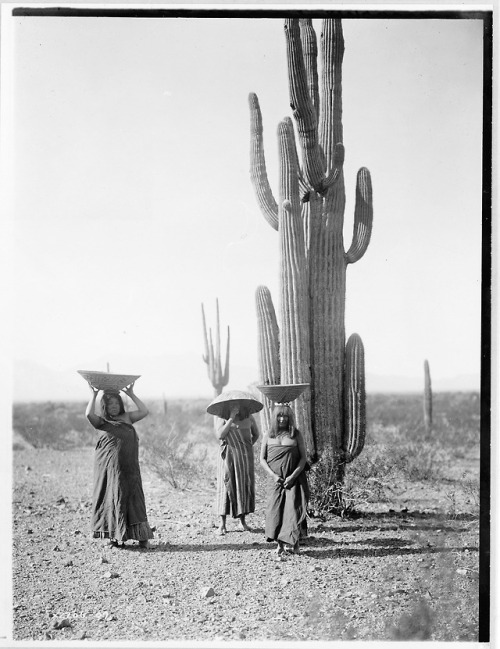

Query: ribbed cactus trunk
[[423, 359, 433, 433], [249, 18, 373, 496], [201, 299, 230, 397]]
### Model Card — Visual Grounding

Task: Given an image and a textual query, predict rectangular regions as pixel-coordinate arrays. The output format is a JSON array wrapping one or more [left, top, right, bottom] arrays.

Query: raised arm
[[122, 383, 148, 423], [215, 405, 239, 441], [250, 414, 260, 445], [85, 385, 103, 430]]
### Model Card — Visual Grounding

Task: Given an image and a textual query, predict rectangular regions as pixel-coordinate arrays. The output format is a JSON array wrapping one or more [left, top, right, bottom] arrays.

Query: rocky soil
[[12, 446, 480, 642]]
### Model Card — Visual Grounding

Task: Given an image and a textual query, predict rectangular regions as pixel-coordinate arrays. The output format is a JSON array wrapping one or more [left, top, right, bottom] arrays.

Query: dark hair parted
[[269, 404, 298, 438], [100, 391, 125, 419]]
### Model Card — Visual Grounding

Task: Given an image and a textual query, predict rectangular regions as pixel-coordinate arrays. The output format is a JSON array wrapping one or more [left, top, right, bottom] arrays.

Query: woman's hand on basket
[[123, 382, 135, 396], [88, 383, 99, 396]]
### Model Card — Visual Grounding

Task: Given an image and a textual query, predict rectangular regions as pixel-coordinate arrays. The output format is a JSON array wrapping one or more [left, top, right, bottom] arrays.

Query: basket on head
[[77, 370, 141, 392], [206, 390, 264, 419], [256, 383, 309, 404]]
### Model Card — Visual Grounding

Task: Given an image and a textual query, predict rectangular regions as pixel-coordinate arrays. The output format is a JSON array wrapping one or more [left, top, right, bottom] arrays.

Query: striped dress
[[216, 417, 256, 517]]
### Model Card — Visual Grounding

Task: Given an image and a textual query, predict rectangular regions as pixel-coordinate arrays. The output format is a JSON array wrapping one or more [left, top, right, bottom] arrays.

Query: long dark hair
[[269, 404, 297, 438], [101, 391, 125, 419]]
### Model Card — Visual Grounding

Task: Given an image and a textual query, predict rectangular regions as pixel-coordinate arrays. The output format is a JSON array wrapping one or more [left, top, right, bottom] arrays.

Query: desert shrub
[[367, 392, 480, 448], [13, 401, 93, 449], [139, 400, 218, 490]]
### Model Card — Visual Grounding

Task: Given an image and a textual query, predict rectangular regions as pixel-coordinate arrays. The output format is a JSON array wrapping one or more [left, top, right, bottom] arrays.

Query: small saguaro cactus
[[423, 359, 433, 433], [201, 299, 230, 397], [249, 18, 373, 489]]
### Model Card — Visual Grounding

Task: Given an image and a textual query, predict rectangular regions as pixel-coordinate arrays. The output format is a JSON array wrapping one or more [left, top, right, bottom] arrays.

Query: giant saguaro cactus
[[250, 18, 373, 479], [201, 299, 230, 396], [423, 359, 433, 434]]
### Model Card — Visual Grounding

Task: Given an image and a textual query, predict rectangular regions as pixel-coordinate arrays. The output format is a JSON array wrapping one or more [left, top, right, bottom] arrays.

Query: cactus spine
[[423, 359, 433, 433], [201, 299, 230, 396], [249, 18, 373, 477]]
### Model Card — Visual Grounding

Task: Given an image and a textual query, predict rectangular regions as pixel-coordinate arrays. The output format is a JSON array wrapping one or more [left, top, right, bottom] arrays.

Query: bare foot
[[217, 526, 227, 536], [240, 521, 251, 532], [292, 541, 300, 554], [275, 542, 284, 555]]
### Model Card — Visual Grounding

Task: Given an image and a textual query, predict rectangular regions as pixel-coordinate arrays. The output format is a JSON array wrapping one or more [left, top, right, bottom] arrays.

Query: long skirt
[[216, 427, 255, 517], [265, 444, 309, 546], [92, 419, 154, 542]]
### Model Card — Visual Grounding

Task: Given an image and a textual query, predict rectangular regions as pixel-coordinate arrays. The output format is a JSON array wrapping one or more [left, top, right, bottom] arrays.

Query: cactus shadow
[[150, 540, 271, 553], [300, 543, 478, 561]]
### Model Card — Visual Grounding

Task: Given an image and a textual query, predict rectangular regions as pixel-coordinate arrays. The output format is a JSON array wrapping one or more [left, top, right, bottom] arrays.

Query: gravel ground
[[12, 447, 479, 642]]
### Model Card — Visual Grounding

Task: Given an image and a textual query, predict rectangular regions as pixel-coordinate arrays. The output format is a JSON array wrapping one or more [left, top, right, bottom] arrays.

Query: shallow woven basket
[[256, 383, 309, 404], [77, 370, 141, 392]]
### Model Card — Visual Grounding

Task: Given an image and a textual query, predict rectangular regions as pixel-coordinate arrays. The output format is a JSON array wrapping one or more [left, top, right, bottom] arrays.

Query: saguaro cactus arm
[[201, 300, 230, 395], [285, 18, 324, 190], [320, 18, 345, 159], [256, 285, 281, 433], [343, 333, 366, 463], [285, 19, 344, 195], [299, 19, 320, 121], [249, 93, 279, 231], [345, 167, 374, 264]]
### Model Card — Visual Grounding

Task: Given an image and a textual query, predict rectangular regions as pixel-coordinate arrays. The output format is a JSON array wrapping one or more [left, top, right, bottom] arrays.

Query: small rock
[[52, 618, 71, 630], [99, 556, 109, 564], [104, 571, 119, 579], [25, 466, 32, 472], [52, 546, 61, 552], [201, 587, 215, 598], [27, 529, 33, 535], [309, 565, 321, 572], [64, 560, 73, 567], [456, 568, 467, 575]]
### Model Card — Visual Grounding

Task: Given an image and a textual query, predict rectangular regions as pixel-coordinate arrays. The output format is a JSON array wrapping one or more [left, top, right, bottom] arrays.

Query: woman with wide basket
[[80, 370, 154, 550], [257, 383, 310, 556]]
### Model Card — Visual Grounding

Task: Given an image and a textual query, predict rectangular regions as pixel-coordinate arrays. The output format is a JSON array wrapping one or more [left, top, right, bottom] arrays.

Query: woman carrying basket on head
[[260, 403, 309, 555], [85, 382, 154, 549]]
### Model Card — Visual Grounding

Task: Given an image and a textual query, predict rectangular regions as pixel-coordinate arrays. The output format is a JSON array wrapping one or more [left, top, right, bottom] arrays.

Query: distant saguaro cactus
[[423, 359, 433, 433], [249, 18, 373, 490], [201, 299, 230, 397]]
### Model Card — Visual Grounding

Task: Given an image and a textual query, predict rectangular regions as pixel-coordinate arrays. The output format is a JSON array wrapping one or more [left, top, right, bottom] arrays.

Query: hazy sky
[[3, 10, 485, 394]]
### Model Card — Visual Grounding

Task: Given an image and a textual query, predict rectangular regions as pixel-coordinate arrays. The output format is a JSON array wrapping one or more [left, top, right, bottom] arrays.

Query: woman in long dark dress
[[215, 404, 260, 535], [260, 404, 309, 554], [85, 383, 154, 549]]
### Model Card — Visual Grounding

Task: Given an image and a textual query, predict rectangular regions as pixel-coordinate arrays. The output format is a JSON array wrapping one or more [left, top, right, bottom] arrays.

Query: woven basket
[[256, 383, 309, 404], [77, 370, 141, 392]]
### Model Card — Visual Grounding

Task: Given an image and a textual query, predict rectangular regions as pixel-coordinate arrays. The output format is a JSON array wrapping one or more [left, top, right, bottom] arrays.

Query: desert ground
[[12, 392, 481, 642]]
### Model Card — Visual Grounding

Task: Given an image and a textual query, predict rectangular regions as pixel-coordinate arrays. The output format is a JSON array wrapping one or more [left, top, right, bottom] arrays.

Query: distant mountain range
[[12, 355, 480, 403]]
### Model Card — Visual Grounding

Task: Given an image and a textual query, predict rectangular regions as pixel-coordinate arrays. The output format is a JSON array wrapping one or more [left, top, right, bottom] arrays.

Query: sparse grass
[[307, 392, 480, 517], [12, 401, 93, 449], [13, 392, 481, 510]]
